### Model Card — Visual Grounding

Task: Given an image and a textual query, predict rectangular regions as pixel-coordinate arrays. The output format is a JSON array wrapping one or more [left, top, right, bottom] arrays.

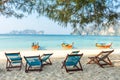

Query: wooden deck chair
[[61, 54, 83, 72], [24, 55, 42, 73], [87, 49, 114, 68], [41, 53, 53, 65], [5, 52, 22, 71], [71, 51, 80, 54]]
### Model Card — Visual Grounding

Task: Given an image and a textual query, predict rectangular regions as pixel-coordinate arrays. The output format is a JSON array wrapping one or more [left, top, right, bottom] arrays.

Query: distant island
[[9, 29, 44, 34]]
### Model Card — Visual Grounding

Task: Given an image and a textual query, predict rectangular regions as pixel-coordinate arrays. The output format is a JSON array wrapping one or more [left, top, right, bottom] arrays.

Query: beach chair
[[41, 53, 53, 65], [71, 51, 80, 54], [24, 55, 42, 73], [5, 52, 23, 71], [87, 49, 114, 68], [61, 54, 83, 72]]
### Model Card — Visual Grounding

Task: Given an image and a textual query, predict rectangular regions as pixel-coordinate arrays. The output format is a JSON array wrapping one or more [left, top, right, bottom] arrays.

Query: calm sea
[[0, 34, 120, 50]]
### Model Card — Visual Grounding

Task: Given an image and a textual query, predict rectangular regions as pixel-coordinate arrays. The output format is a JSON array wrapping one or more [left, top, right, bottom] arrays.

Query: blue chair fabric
[[41, 53, 53, 65], [24, 55, 42, 73], [5, 52, 22, 71], [61, 54, 83, 72]]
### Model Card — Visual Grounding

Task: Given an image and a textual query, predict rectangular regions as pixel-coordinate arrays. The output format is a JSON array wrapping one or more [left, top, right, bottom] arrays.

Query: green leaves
[[0, 0, 120, 35]]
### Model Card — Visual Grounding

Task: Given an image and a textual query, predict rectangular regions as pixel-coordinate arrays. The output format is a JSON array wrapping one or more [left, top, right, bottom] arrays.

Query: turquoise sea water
[[0, 34, 120, 50]]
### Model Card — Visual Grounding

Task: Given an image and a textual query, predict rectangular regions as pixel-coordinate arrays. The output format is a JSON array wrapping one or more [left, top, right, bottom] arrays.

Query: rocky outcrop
[[9, 29, 44, 34]]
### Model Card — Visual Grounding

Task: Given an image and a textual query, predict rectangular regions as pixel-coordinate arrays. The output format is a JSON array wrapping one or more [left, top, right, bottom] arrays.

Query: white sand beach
[[0, 49, 120, 80]]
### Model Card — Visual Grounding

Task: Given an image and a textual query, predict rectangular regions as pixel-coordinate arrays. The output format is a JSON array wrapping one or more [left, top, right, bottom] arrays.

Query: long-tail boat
[[96, 43, 112, 49], [61, 43, 73, 49], [32, 42, 40, 50]]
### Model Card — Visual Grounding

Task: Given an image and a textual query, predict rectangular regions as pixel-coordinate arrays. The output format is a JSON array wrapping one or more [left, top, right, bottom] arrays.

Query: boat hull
[[61, 43, 73, 49], [32, 45, 39, 50], [96, 43, 112, 49]]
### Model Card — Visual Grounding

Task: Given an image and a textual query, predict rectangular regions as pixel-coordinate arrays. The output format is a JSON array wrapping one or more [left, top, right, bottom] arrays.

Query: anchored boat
[[32, 42, 40, 50], [96, 43, 112, 49], [61, 42, 73, 49]]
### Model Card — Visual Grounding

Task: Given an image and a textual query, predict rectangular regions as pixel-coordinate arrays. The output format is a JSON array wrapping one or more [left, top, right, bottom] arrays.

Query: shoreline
[[0, 48, 119, 59]]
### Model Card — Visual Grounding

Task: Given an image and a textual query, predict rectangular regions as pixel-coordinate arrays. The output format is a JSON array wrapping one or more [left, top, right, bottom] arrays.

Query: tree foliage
[[43, 0, 120, 30], [0, 0, 120, 34]]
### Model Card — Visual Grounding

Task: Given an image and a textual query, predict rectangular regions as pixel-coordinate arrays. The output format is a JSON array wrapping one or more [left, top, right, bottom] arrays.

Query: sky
[[0, 14, 72, 34]]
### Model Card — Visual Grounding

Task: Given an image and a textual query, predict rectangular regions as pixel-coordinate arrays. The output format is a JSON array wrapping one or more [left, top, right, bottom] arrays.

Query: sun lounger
[[24, 55, 42, 73], [41, 53, 53, 65], [5, 52, 23, 71], [61, 54, 83, 72], [87, 49, 114, 68]]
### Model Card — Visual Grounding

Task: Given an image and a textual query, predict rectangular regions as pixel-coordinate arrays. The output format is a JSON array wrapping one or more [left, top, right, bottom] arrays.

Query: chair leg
[[79, 62, 83, 71], [39, 65, 42, 72], [19, 61, 22, 70], [95, 59, 104, 68], [61, 62, 65, 69], [48, 59, 52, 65], [8, 62, 12, 71], [6, 61, 9, 70], [25, 64, 28, 73], [102, 58, 113, 67], [6, 61, 12, 71], [87, 57, 95, 64], [64, 65, 68, 72], [107, 57, 113, 65]]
